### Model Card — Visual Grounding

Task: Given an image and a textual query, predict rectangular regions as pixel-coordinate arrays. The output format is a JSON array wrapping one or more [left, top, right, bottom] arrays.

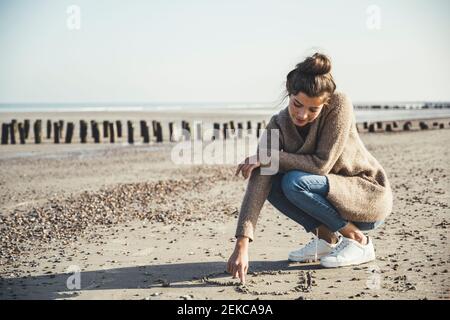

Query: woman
[[227, 53, 393, 284]]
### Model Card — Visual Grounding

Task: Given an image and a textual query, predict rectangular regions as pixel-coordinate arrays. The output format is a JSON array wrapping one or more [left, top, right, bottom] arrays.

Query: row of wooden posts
[[0, 119, 267, 145], [1, 118, 449, 145], [361, 120, 448, 132]]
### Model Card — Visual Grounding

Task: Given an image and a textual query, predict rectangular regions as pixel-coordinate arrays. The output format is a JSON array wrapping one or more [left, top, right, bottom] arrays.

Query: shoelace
[[301, 238, 319, 251], [328, 238, 349, 257], [298, 231, 319, 261], [305, 232, 342, 261], [314, 229, 318, 261]]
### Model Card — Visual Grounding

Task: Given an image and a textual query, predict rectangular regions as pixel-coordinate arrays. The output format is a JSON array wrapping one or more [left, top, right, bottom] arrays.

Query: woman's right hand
[[235, 155, 261, 179], [226, 237, 249, 284]]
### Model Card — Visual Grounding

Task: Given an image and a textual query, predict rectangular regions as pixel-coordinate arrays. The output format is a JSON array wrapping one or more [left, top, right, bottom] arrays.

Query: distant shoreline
[[0, 101, 449, 114], [2, 109, 450, 123]]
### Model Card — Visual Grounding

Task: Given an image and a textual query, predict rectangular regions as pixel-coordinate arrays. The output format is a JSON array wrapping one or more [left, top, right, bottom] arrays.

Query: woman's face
[[288, 92, 326, 127]]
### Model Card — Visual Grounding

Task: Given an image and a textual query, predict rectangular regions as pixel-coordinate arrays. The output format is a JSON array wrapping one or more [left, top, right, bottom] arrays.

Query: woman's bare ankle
[[343, 231, 367, 245], [339, 223, 368, 245], [316, 227, 339, 245]]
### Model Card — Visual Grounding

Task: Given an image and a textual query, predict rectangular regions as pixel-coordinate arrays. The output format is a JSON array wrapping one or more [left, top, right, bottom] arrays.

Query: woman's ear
[[322, 95, 331, 107]]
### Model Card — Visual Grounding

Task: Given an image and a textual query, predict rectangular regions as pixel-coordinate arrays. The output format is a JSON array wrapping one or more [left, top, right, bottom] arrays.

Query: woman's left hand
[[235, 155, 260, 179]]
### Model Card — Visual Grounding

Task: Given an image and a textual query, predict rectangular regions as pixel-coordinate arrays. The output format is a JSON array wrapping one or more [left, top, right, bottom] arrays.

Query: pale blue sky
[[0, 0, 449, 104]]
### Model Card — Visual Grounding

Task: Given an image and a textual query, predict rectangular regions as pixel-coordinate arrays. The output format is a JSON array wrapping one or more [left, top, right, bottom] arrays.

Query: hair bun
[[296, 53, 332, 76]]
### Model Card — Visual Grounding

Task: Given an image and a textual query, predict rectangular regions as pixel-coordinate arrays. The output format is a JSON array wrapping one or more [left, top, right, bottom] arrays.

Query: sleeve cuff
[[235, 221, 254, 242]]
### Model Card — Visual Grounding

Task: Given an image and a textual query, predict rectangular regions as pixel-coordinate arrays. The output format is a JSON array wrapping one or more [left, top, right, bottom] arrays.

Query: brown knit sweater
[[235, 91, 394, 242]]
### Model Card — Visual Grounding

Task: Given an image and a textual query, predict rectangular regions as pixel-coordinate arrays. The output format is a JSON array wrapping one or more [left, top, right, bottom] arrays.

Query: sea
[[1, 102, 450, 123]]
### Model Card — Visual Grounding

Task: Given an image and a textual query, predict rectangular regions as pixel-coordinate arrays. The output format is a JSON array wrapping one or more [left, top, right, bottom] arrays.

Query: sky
[[0, 0, 449, 104]]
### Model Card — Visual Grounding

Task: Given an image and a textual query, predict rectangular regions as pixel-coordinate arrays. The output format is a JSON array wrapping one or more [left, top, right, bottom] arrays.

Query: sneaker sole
[[288, 254, 328, 263], [320, 255, 376, 268]]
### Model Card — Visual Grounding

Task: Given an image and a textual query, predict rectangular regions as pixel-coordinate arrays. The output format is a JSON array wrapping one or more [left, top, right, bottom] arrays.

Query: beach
[[0, 111, 449, 300]]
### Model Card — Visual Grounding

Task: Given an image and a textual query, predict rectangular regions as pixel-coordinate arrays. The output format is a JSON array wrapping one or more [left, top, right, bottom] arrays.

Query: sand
[[0, 117, 449, 300]]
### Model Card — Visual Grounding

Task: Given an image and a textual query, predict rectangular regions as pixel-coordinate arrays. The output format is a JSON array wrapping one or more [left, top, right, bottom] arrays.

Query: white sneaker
[[288, 236, 342, 262], [320, 236, 376, 268]]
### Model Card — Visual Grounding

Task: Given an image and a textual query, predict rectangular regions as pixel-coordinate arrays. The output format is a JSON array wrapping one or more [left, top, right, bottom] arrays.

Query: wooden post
[[212, 123, 220, 140], [223, 123, 229, 140], [169, 122, 174, 142], [1, 123, 9, 145], [151, 120, 157, 137], [237, 122, 243, 139], [386, 123, 393, 132], [90, 120, 96, 138], [403, 121, 412, 131], [186, 121, 191, 138], [24, 119, 30, 139], [182, 120, 191, 140], [80, 120, 88, 143], [65, 122, 74, 143], [156, 122, 163, 142], [247, 121, 252, 135], [181, 120, 186, 139], [53, 122, 60, 143], [142, 122, 150, 143], [419, 121, 428, 130], [34, 120, 42, 144], [92, 122, 100, 143], [103, 120, 109, 138], [140, 120, 146, 137], [127, 121, 134, 144], [58, 120, 64, 138], [46, 120, 52, 139], [185, 121, 191, 140], [18, 123, 26, 144], [256, 122, 262, 138], [109, 122, 115, 143], [10, 120, 17, 144], [229, 121, 235, 134], [116, 120, 122, 138]]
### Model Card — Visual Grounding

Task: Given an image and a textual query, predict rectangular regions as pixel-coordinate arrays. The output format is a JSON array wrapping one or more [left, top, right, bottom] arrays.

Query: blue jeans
[[267, 170, 384, 233]]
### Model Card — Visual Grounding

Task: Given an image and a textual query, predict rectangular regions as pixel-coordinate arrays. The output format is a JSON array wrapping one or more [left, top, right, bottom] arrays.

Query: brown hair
[[284, 52, 336, 104]]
